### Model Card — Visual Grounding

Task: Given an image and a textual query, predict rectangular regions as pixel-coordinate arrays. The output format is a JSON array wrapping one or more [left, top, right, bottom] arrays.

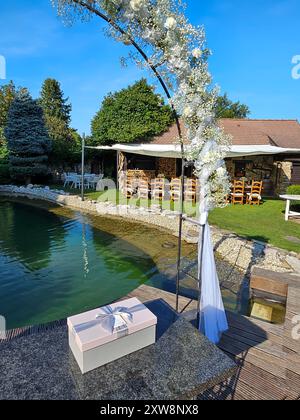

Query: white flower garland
[[52, 0, 231, 213]]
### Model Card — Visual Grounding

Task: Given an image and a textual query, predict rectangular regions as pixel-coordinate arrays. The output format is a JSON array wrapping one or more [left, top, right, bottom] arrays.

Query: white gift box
[[68, 297, 157, 374]]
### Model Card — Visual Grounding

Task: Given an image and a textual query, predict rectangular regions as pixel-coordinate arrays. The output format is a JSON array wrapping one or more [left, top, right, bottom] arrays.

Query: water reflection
[[0, 199, 66, 271], [0, 199, 157, 329]]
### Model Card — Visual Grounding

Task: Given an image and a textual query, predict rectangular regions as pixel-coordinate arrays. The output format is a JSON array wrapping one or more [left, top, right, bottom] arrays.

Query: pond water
[[0, 198, 248, 329]]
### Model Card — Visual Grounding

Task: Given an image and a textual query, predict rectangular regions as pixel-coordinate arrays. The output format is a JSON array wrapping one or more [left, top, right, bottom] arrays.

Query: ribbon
[[95, 306, 134, 335]]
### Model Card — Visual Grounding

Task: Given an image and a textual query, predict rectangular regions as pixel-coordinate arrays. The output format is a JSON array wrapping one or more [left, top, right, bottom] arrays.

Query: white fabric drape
[[88, 144, 300, 159], [198, 218, 228, 344]]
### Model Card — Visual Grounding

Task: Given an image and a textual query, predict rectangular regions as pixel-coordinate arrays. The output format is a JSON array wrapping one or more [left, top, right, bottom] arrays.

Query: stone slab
[[0, 299, 236, 400]]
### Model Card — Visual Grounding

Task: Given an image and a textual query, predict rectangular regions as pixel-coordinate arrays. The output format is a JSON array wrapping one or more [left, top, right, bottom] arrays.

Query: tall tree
[[0, 82, 27, 182], [39, 78, 71, 124], [215, 93, 250, 119], [0, 82, 27, 153], [39, 78, 77, 163], [91, 79, 175, 145], [5, 91, 51, 183]]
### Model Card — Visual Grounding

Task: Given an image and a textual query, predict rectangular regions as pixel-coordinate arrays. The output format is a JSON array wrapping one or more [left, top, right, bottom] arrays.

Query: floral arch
[[51, 0, 230, 343]]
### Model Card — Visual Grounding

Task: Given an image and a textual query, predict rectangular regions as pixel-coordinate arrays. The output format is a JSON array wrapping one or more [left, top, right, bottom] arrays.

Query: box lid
[[67, 297, 157, 352]]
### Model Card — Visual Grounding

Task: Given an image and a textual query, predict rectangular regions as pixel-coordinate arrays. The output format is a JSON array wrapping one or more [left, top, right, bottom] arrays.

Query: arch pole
[[72, 0, 185, 312]]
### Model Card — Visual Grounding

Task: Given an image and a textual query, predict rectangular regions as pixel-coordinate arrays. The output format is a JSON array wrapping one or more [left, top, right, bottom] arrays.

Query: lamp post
[[81, 133, 85, 202]]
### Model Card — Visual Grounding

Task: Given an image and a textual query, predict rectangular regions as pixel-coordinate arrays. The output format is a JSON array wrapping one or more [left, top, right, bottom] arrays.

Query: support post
[[81, 134, 85, 202], [116, 150, 120, 191], [175, 158, 186, 313]]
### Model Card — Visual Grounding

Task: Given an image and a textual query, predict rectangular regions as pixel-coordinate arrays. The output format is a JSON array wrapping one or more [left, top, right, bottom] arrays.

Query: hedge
[[0, 163, 10, 184]]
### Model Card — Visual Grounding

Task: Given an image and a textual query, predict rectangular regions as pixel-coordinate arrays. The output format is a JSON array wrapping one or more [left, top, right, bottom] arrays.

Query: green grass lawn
[[209, 199, 300, 253], [50, 185, 300, 253]]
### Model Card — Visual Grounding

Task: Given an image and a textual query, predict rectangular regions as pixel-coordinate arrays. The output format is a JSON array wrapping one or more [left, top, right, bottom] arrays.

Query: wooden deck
[[126, 282, 300, 400]]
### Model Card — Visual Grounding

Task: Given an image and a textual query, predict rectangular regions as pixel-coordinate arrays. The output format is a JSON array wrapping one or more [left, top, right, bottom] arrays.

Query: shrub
[[287, 185, 300, 195], [287, 185, 300, 211]]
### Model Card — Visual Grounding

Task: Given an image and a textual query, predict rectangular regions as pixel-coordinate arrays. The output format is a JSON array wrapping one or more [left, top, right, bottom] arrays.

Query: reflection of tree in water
[[0, 200, 66, 271]]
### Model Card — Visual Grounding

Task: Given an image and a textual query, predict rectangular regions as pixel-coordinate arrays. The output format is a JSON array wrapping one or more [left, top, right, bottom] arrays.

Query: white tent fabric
[[87, 143, 300, 159], [198, 221, 228, 344]]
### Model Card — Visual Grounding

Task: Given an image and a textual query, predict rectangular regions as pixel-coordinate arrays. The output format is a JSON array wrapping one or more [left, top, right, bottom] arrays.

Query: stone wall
[[276, 161, 293, 194], [225, 156, 294, 196], [156, 158, 177, 179]]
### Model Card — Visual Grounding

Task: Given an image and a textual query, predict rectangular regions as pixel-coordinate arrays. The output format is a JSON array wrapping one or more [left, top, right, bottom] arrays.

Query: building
[[98, 119, 300, 196]]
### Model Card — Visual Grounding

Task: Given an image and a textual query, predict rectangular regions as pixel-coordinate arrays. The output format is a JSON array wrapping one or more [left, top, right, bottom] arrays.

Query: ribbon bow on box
[[95, 306, 134, 335]]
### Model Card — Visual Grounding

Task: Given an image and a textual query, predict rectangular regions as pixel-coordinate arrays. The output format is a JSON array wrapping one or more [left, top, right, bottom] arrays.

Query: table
[[280, 195, 300, 221], [0, 300, 236, 400]]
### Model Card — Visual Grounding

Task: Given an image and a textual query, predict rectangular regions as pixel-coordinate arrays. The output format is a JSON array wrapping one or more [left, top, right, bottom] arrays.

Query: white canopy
[[87, 144, 300, 159]]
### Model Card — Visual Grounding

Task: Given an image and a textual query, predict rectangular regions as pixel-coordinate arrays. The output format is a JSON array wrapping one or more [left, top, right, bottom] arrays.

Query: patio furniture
[[280, 195, 300, 221], [84, 174, 104, 190], [231, 180, 245, 205], [63, 173, 73, 188], [138, 178, 150, 200], [246, 181, 263, 205], [125, 178, 135, 199], [184, 178, 197, 203], [71, 174, 82, 189], [151, 178, 165, 201], [170, 178, 182, 202]]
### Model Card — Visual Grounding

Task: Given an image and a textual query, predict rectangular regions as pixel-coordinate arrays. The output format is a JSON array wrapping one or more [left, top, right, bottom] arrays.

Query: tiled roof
[[147, 119, 300, 148]]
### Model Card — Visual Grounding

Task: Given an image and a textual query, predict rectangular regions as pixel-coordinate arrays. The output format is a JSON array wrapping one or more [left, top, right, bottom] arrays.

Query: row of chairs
[[126, 177, 199, 203], [230, 180, 263, 205]]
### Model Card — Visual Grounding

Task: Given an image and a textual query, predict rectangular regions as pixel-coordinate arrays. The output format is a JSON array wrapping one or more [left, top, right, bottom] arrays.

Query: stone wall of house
[[225, 156, 294, 196], [156, 158, 177, 179], [275, 161, 293, 194]]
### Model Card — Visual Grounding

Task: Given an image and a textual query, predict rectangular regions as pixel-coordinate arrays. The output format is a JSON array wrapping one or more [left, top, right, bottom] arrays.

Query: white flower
[[183, 106, 193, 118], [164, 17, 177, 30], [192, 48, 202, 59], [216, 167, 226, 177], [130, 0, 144, 12]]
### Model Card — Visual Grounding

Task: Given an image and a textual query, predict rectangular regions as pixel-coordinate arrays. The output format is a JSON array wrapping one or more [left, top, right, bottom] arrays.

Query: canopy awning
[[86, 144, 300, 159]]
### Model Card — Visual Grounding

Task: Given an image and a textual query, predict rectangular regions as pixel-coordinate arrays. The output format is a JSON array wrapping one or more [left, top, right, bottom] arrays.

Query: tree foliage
[[39, 78, 79, 163], [215, 94, 250, 119], [0, 82, 28, 182], [91, 79, 174, 145], [0, 82, 27, 156], [39, 78, 71, 124], [5, 91, 51, 182]]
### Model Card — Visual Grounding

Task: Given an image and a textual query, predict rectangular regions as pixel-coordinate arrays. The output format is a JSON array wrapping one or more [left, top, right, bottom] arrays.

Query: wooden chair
[[231, 180, 245, 205], [170, 178, 182, 202], [138, 178, 150, 200], [125, 178, 135, 199], [184, 178, 197, 203], [151, 178, 165, 201], [246, 181, 263, 205]]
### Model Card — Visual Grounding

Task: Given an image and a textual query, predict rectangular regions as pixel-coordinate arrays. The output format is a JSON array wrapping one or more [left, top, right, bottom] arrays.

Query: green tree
[[0, 82, 27, 182], [91, 79, 174, 145], [39, 78, 71, 124], [215, 93, 250, 119], [39, 78, 79, 163], [0, 82, 27, 154], [5, 91, 51, 183]]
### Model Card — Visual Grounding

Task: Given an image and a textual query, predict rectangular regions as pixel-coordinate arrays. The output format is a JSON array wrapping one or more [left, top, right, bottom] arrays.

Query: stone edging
[[0, 184, 299, 275]]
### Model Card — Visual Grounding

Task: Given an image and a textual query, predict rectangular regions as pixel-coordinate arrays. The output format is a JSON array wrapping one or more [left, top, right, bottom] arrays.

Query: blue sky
[[0, 0, 299, 134]]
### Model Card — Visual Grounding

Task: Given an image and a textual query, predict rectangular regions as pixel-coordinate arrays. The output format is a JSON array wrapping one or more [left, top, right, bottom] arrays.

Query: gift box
[[68, 297, 157, 374]]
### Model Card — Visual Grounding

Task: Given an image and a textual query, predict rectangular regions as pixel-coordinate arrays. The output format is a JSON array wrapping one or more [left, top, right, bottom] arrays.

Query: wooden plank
[[251, 267, 300, 286], [226, 310, 284, 337], [125, 285, 300, 399], [219, 340, 286, 379], [250, 276, 288, 298]]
